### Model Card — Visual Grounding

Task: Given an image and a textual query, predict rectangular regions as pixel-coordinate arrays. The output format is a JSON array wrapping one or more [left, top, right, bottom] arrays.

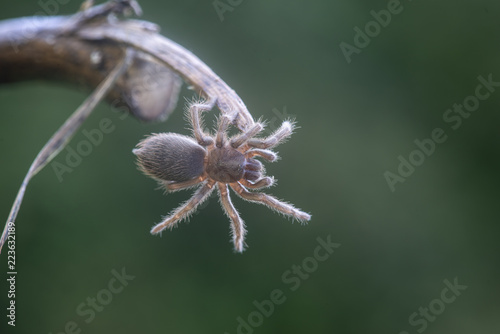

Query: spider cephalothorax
[[133, 101, 311, 252]]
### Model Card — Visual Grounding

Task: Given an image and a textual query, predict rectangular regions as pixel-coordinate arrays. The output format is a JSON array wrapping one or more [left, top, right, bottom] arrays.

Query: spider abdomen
[[133, 133, 206, 182]]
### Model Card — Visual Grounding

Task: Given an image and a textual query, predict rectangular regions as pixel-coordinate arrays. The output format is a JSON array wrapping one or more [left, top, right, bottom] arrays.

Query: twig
[[77, 21, 256, 129]]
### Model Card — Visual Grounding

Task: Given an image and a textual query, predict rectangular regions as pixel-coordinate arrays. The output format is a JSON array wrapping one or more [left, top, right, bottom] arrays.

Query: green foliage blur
[[1, 0, 500, 333]]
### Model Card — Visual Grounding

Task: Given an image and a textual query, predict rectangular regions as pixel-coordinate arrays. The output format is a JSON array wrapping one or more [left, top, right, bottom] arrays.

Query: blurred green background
[[1, 0, 500, 333]]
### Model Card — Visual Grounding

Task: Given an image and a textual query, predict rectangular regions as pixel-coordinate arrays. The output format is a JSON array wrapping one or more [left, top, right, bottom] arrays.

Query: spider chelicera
[[133, 101, 311, 252]]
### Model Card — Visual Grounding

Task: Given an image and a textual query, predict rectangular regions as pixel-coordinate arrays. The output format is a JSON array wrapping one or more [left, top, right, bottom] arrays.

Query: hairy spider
[[133, 101, 311, 252]]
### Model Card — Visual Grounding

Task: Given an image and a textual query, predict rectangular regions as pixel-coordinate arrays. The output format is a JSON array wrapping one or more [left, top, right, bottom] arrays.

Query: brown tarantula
[[133, 102, 311, 252]]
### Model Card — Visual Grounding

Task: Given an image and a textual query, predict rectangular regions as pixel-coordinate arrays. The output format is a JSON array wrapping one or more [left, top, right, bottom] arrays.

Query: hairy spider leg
[[245, 149, 277, 162], [230, 122, 264, 148], [164, 175, 207, 191], [247, 120, 295, 149], [239, 178, 274, 190], [215, 115, 232, 147], [188, 100, 215, 146], [218, 183, 247, 252], [230, 182, 311, 222], [151, 180, 216, 234]]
